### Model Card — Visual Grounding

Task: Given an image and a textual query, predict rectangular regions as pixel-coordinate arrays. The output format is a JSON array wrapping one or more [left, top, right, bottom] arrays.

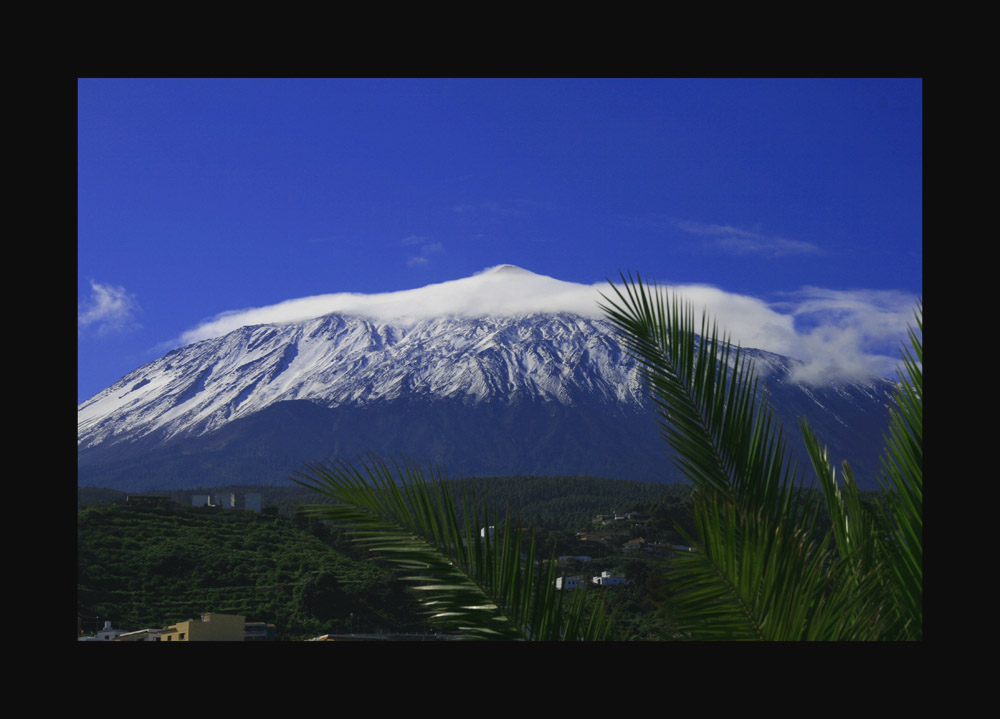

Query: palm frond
[[598, 273, 911, 640], [664, 502, 824, 640], [798, 421, 895, 639], [599, 273, 799, 515], [800, 422, 881, 580], [292, 456, 615, 641], [876, 302, 922, 639]]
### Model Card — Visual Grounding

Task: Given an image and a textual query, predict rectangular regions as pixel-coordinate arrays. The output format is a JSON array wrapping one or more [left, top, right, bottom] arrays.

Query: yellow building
[[159, 612, 245, 642]]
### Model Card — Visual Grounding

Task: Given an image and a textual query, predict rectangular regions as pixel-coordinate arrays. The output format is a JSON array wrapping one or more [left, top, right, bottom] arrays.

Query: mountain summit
[[78, 269, 897, 491], [483, 263, 534, 275]]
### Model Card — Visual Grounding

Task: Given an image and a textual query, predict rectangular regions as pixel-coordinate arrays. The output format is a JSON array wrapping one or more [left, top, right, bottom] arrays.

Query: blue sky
[[78, 78, 921, 404]]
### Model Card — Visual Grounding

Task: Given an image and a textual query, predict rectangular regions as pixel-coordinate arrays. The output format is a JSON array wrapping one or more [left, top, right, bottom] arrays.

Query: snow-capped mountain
[[80, 312, 650, 451], [78, 266, 899, 491]]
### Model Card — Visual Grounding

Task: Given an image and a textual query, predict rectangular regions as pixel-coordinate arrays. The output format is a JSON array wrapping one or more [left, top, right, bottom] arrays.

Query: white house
[[79, 620, 125, 641], [592, 571, 629, 586]]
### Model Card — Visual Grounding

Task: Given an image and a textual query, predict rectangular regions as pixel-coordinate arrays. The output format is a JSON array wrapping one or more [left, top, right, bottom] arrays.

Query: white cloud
[[776, 287, 920, 384], [402, 236, 444, 267], [78, 280, 141, 336], [674, 219, 824, 256], [171, 265, 918, 385]]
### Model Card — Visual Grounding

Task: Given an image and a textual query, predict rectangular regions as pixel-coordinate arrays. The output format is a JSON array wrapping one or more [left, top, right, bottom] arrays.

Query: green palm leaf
[[292, 456, 615, 641], [877, 303, 922, 639], [599, 273, 798, 514], [598, 273, 913, 640]]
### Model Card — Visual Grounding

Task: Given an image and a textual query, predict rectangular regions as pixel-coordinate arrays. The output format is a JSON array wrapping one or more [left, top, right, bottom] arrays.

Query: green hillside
[[83, 475, 855, 639], [77, 501, 424, 640]]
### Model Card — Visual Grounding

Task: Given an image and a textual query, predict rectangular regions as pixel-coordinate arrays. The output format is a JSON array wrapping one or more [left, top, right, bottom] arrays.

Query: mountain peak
[[480, 264, 535, 276]]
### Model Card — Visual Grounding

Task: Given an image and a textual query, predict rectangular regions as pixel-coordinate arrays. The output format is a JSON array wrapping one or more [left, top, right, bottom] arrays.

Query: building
[[555, 576, 585, 590], [79, 620, 125, 641], [623, 537, 647, 551], [159, 612, 246, 641], [592, 570, 629, 586], [115, 627, 164, 641], [192, 493, 262, 511]]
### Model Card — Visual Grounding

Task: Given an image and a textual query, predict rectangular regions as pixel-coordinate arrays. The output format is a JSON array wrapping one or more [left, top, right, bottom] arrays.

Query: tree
[[294, 274, 921, 640], [598, 273, 921, 640], [297, 571, 348, 621]]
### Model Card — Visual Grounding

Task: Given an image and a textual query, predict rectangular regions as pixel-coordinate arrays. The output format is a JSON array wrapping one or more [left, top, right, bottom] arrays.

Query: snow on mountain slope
[[78, 312, 648, 451]]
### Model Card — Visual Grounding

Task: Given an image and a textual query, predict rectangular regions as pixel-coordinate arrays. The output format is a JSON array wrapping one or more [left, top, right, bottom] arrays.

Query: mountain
[[78, 267, 898, 491]]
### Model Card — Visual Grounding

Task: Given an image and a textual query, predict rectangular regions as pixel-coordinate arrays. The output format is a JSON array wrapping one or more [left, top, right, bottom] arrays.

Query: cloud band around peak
[[170, 266, 918, 385]]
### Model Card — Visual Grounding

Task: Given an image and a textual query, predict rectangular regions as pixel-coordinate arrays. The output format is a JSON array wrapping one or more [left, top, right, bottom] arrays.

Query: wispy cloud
[[773, 286, 920, 384], [452, 201, 527, 218], [168, 265, 917, 386], [78, 280, 142, 336], [674, 219, 823, 257], [402, 236, 445, 267]]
